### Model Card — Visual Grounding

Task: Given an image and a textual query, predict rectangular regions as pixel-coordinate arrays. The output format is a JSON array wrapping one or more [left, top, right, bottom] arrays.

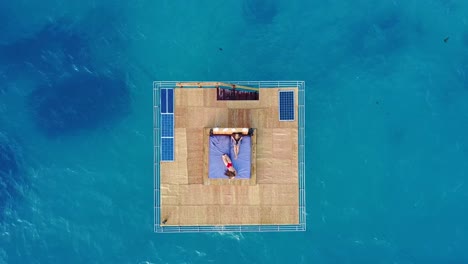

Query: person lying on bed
[[231, 133, 243, 159], [222, 153, 237, 179]]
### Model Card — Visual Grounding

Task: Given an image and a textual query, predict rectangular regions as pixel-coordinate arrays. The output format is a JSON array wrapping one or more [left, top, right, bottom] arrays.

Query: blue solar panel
[[161, 138, 174, 161], [160, 88, 174, 114], [160, 89, 167, 113], [161, 114, 174, 137], [279, 91, 295, 121], [160, 88, 175, 161], [167, 89, 174, 113]]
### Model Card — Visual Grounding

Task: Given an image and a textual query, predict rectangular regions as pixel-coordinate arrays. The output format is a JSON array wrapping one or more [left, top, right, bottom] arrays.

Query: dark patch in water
[[242, 0, 278, 24], [0, 138, 18, 177], [0, 70, 7, 94], [347, 9, 411, 57], [28, 71, 130, 137], [376, 11, 400, 31], [462, 32, 468, 48], [0, 132, 22, 217], [0, 4, 14, 43], [0, 18, 92, 81]]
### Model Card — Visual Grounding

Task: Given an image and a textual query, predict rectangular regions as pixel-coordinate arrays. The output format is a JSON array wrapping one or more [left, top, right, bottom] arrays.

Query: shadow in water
[[0, 132, 23, 219], [0, 17, 92, 82], [242, 0, 279, 24], [28, 71, 131, 137]]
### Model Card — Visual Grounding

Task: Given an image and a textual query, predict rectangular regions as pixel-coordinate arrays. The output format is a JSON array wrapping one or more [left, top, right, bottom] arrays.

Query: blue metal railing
[[153, 81, 306, 233]]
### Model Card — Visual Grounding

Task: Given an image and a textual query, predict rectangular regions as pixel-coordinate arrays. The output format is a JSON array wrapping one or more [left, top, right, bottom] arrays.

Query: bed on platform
[[203, 128, 257, 185]]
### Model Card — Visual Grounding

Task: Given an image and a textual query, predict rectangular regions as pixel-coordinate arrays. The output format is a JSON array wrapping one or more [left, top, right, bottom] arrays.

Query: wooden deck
[[160, 87, 299, 226]]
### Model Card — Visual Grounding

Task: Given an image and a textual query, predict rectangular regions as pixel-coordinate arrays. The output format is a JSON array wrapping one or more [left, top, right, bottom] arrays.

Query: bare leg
[[234, 145, 239, 159]]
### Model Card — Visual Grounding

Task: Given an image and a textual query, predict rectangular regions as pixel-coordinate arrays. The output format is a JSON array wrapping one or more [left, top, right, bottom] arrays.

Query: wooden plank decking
[[160, 87, 299, 226]]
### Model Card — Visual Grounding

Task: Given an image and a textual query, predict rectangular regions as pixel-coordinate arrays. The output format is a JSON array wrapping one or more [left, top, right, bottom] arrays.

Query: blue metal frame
[[153, 81, 306, 233]]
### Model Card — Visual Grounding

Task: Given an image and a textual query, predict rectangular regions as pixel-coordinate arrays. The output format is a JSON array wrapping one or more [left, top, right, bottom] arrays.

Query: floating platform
[[153, 81, 306, 233]]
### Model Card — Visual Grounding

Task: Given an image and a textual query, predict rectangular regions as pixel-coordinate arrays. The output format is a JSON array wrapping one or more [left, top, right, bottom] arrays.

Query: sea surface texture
[[1, 0, 468, 263]]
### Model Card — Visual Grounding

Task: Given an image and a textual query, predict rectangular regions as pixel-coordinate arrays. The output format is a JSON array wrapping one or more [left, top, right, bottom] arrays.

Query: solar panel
[[161, 138, 174, 161], [160, 89, 167, 113], [160, 88, 174, 114], [160, 88, 175, 161], [167, 89, 174, 113], [161, 114, 174, 137], [279, 90, 295, 121]]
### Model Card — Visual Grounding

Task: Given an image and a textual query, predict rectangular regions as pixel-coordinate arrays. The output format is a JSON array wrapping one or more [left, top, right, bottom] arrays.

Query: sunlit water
[[1, 0, 468, 263]]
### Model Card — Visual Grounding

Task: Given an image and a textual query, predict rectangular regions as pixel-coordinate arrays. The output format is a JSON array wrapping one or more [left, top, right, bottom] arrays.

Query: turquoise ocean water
[[1, 0, 468, 263]]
